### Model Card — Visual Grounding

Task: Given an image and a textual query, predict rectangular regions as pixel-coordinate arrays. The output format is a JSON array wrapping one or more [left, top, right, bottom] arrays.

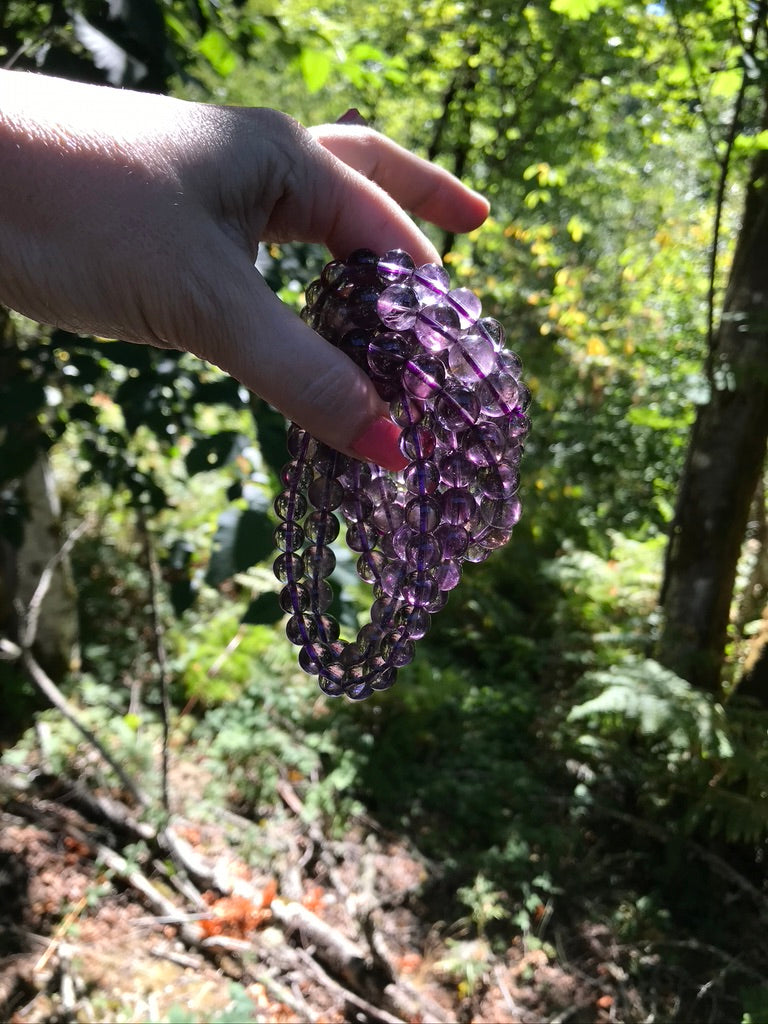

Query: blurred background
[[1, 2, 768, 1021]]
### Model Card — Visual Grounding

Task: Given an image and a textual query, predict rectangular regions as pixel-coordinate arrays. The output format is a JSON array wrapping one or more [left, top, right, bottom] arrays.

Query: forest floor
[[0, 751, 659, 1024]]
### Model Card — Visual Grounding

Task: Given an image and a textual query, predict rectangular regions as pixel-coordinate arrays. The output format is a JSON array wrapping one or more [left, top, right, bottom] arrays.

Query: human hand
[[0, 72, 489, 467]]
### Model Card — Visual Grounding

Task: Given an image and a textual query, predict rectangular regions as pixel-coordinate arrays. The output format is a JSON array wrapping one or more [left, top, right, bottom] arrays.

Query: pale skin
[[0, 71, 489, 469]]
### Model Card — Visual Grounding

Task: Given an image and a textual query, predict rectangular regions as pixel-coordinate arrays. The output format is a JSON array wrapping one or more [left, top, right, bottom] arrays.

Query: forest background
[[1, 0, 768, 1021]]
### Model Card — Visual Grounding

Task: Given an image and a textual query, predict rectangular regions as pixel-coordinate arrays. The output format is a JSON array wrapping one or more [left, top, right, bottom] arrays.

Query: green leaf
[[196, 29, 238, 77], [185, 432, 245, 476], [550, 0, 601, 20], [299, 48, 333, 92], [206, 507, 275, 587]]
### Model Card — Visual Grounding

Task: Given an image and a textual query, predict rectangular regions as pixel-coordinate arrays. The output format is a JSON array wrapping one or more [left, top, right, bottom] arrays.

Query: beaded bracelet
[[273, 248, 530, 700]]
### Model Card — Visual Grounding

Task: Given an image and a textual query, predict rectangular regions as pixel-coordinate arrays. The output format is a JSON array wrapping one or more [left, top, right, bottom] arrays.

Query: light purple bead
[[448, 327, 498, 382], [377, 284, 420, 330], [412, 263, 450, 305], [446, 288, 482, 327], [377, 249, 415, 283], [414, 304, 461, 353]]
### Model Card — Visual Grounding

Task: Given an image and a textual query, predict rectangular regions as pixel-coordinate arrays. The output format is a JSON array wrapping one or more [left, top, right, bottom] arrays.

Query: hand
[[0, 72, 489, 467]]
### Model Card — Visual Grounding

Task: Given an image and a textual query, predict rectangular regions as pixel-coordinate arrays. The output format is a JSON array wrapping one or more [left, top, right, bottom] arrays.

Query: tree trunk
[[658, 141, 768, 694]]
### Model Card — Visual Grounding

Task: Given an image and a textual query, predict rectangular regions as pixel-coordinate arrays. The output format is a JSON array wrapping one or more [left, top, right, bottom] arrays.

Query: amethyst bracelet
[[273, 248, 530, 700]]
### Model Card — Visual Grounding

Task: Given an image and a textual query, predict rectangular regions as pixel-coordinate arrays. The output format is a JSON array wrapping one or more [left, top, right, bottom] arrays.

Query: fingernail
[[350, 416, 408, 472], [336, 108, 369, 127]]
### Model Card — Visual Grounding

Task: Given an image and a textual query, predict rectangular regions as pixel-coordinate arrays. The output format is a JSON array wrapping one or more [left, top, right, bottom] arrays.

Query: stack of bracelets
[[273, 248, 530, 700]]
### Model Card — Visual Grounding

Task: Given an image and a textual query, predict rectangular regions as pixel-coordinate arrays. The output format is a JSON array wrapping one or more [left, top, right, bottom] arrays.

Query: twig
[[33, 896, 88, 973], [19, 518, 90, 651], [20, 649, 148, 806], [294, 947, 406, 1024], [135, 503, 172, 812]]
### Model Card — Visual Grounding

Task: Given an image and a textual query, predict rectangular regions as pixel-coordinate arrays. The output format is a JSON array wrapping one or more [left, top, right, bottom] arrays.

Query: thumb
[[206, 270, 407, 471]]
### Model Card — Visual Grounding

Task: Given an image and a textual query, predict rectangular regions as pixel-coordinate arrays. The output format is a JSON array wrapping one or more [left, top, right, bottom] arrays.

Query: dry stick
[[294, 947, 406, 1024], [134, 503, 172, 812]]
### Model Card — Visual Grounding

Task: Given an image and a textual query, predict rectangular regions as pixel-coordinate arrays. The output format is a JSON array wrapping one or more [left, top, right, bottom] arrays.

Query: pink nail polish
[[350, 417, 408, 472]]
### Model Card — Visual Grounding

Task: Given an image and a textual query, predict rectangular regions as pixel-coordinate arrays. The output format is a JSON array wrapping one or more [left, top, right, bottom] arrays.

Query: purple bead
[[304, 510, 340, 544], [316, 614, 341, 643], [286, 613, 317, 646], [405, 532, 443, 570], [480, 494, 523, 530], [448, 327, 498, 382], [403, 460, 440, 495], [405, 495, 442, 532], [274, 489, 307, 522], [389, 395, 424, 428], [476, 317, 505, 349], [434, 384, 481, 432], [446, 288, 482, 327], [380, 632, 416, 667], [435, 561, 462, 591], [395, 605, 431, 639], [465, 422, 506, 466], [399, 424, 437, 461], [414, 304, 461, 353], [307, 578, 334, 612], [369, 660, 397, 691], [274, 521, 305, 552], [381, 562, 409, 597], [341, 489, 374, 521], [412, 263, 449, 304], [377, 249, 415, 283], [308, 476, 344, 512], [438, 452, 474, 488], [441, 488, 477, 526], [477, 464, 519, 500], [402, 355, 446, 399], [371, 500, 404, 533], [403, 572, 439, 607], [357, 550, 386, 584], [377, 284, 419, 330], [368, 332, 413, 379], [274, 552, 305, 583], [476, 371, 520, 417], [346, 522, 374, 553], [306, 545, 336, 578], [435, 523, 469, 559], [279, 583, 309, 614], [281, 460, 312, 490]]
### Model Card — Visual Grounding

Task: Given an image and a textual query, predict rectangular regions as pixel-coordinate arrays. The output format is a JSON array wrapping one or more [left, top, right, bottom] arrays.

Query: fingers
[[310, 124, 490, 235], [202, 266, 406, 470]]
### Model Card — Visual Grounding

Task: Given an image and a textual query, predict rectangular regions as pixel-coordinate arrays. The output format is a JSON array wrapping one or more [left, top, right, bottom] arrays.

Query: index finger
[[309, 124, 490, 234]]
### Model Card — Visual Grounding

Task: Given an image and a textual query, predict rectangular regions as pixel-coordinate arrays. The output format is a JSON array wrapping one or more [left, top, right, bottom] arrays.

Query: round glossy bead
[[438, 452, 474, 488], [448, 327, 498, 382], [318, 674, 346, 697], [405, 532, 443, 570], [380, 562, 409, 597], [307, 578, 334, 612], [405, 495, 442, 532], [298, 642, 324, 675], [380, 632, 416, 667], [465, 543, 492, 563], [377, 284, 419, 330], [424, 590, 449, 613], [435, 560, 462, 592], [395, 605, 431, 639], [446, 288, 482, 327], [286, 424, 308, 457], [412, 263, 449, 304], [477, 464, 520, 500], [402, 355, 446, 399], [280, 460, 313, 490], [306, 545, 336, 578], [415, 304, 461, 353], [368, 332, 412, 379], [307, 476, 344, 512], [476, 371, 520, 417], [403, 571, 439, 607], [480, 494, 523, 529], [274, 489, 307, 522], [498, 348, 523, 377], [371, 500, 404, 533], [389, 395, 424, 428], [434, 384, 480, 432], [304, 510, 340, 544], [350, 284, 385, 328], [399, 424, 437, 461], [369, 662, 397, 691], [274, 552, 305, 583], [279, 583, 309, 614], [377, 249, 415, 282], [465, 422, 506, 466], [340, 327, 374, 368], [403, 460, 440, 495], [286, 614, 317, 646], [346, 522, 374, 552], [341, 489, 374, 521], [371, 595, 400, 628], [435, 523, 469, 559], [316, 614, 341, 643], [357, 550, 386, 584], [346, 680, 375, 701], [441, 488, 476, 526], [274, 521, 304, 552]]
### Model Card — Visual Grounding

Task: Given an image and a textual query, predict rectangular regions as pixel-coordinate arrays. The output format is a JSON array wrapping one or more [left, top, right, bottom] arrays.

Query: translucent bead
[[274, 552, 305, 583], [403, 460, 440, 495], [516, 382, 532, 413], [505, 410, 531, 440], [438, 452, 474, 488], [321, 259, 346, 288], [435, 560, 462, 591], [280, 460, 312, 490], [338, 459, 372, 489], [341, 489, 374, 521], [380, 562, 408, 597], [306, 545, 336, 578], [414, 304, 461, 353], [348, 247, 379, 268], [412, 263, 450, 305], [476, 371, 520, 417], [340, 641, 367, 668], [366, 474, 398, 504], [340, 327, 374, 368], [399, 424, 437, 461], [446, 287, 482, 327], [403, 571, 439, 607], [371, 500, 404, 533], [405, 532, 443, 571], [376, 284, 419, 330], [274, 490, 307, 522], [371, 596, 400, 628], [465, 543, 492, 563], [357, 550, 386, 584], [298, 642, 323, 675], [304, 510, 340, 545], [369, 663, 397, 691], [479, 494, 523, 530], [368, 331, 413, 379], [435, 523, 469, 559], [380, 632, 416, 667], [395, 605, 431, 639], [286, 614, 317, 646], [346, 522, 374, 553], [316, 614, 340, 643], [392, 523, 415, 559], [280, 583, 309, 614], [441, 488, 477, 526], [465, 422, 506, 466], [358, 622, 385, 656], [307, 476, 344, 511], [448, 327, 498, 382], [499, 348, 523, 378], [434, 384, 480, 432], [286, 424, 308, 457], [476, 527, 512, 550], [377, 249, 415, 283], [389, 395, 423, 428], [401, 355, 446, 399], [424, 590, 449, 613], [274, 521, 304, 552], [346, 680, 375, 702], [307, 578, 334, 612], [318, 674, 346, 697], [350, 284, 384, 328], [476, 317, 505, 349], [405, 495, 442, 532], [477, 464, 520, 500]]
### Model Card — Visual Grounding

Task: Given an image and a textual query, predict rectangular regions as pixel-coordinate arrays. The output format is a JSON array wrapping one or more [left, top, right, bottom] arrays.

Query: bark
[[658, 140, 768, 693]]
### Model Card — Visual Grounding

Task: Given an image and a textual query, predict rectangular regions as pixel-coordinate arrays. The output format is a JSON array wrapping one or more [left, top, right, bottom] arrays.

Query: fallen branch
[[294, 947, 405, 1024]]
